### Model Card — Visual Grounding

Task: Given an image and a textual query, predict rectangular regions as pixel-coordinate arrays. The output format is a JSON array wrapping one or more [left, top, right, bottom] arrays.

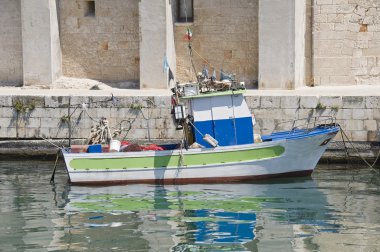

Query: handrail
[[272, 116, 337, 135]]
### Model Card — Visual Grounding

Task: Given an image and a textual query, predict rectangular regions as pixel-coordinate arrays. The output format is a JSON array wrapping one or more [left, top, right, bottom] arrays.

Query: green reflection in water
[[73, 197, 155, 212], [72, 191, 278, 214]]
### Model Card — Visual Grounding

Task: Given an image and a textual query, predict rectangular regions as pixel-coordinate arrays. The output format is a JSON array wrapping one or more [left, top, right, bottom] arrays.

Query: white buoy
[[109, 140, 121, 152], [203, 134, 218, 147]]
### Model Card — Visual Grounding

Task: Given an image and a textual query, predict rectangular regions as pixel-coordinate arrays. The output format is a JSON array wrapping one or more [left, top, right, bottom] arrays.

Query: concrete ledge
[[0, 85, 379, 96]]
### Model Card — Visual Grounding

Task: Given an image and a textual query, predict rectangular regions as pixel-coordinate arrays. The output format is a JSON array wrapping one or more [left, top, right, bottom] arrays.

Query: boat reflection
[[63, 178, 340, 251]]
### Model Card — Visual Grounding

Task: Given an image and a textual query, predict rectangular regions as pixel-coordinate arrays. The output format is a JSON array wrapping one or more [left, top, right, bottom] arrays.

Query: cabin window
[[85, 1, 96, 17], [178, 0, 193, 22]]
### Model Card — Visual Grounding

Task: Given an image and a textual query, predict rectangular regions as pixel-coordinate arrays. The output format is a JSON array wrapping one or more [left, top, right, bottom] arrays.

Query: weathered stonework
[[0, 0, 379, 89], [0, 94, 378, 142], [300, 96, 319, 109], [174, 0, 258, 88], [59, 0, 140, 83], [260, 96, 281, 108], [281, 96, 300, 109], [313, 0, 380, 86]]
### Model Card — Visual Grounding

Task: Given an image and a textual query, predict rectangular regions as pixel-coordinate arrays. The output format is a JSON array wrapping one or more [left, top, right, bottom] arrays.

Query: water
[[1, 161, 380, 252]]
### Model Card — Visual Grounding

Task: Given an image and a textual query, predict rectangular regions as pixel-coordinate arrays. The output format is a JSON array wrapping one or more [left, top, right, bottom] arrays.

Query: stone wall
[[59, 0, 140, 83], [175, 0, 259, 88], [250, 95, 380, 142], [0, 0, 23, 86], [0, 94, 378, 143], [2, 0, 380, 89], [0, 95, 180, 141], [313, 0, 380, 86]]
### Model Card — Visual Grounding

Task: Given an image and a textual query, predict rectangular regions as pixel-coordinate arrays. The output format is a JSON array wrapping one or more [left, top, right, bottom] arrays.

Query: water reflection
[[1, 161, 380, 251], [63, 180, 340, 251]]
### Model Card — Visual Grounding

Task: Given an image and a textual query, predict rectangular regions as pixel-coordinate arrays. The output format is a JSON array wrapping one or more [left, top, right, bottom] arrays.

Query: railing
[[272, 116, 337, 135]]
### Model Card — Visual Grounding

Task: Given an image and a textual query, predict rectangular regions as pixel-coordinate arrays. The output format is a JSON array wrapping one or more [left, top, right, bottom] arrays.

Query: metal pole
[[68, 97, 71, 147]]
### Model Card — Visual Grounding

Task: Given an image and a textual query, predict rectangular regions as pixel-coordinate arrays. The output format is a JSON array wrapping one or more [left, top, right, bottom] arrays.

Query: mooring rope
[[187, 119, 204, 137], [339, 126, 380, 174], [50, 149, 61, 184]]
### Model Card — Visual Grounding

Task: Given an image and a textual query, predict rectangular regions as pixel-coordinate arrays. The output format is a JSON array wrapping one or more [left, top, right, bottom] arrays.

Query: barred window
[[178, 0, 193, 22], [85, 1, 95, 17]]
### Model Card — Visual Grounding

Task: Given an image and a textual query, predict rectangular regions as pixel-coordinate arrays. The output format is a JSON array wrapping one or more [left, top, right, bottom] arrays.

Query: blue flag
[[163, 56, 169, 73]]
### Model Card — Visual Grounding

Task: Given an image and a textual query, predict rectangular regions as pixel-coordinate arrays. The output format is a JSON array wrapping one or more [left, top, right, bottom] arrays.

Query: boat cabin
[[177, 86, 255, 148]]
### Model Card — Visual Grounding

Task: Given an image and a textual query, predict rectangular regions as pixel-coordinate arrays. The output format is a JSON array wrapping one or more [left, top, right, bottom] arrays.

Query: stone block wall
[[0, 94, 378, 143], [247, 95, 380, 142], [0, 95, 181, 141], [175, 0, 258, 88], [2, 0, 380, 90], [59, 0, 140, 83], [0, 0, 23, 86], [313, 0, 380, 86]]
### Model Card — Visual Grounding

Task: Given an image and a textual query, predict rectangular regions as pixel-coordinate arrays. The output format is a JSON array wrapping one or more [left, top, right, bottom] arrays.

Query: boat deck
[[261, 125, 340, 142]]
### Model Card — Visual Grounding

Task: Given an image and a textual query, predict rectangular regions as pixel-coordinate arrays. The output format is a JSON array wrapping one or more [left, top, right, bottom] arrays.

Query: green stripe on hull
[[69, 146, 285, 170]]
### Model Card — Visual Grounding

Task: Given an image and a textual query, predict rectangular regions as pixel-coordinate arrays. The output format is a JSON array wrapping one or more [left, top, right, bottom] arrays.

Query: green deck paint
[[69, 146, 285, 170]]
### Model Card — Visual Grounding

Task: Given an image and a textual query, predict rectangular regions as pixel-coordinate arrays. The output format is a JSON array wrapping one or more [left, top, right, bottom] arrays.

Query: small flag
[[184, 27, 192, 41], [163, 56, 169, 73]]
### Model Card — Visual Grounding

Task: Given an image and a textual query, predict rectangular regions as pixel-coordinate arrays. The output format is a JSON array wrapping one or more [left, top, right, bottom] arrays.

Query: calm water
[[1, 161, 380, 252]]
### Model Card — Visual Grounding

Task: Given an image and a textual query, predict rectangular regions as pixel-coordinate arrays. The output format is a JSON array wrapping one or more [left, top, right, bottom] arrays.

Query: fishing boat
[[62, 81, 340, 185]]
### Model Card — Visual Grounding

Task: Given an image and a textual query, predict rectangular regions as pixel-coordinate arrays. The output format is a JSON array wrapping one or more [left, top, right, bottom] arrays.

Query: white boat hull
[[62, 127, 338, 185]]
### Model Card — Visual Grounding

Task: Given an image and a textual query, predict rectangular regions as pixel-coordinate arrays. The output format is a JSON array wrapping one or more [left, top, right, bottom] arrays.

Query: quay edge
[[0, 139, 379, 166]]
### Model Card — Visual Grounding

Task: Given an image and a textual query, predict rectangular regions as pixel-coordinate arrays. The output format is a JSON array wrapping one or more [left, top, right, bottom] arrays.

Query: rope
[[69, 96, 114, 108], [44, 95, 122, 146], [188, 44, 198, 81], [340, 126, 350, 163], [181, 0, 229, 81], [136, 98, 154, 142], [136, 98, 154, 120], [87, 118, 112, 145], [339, 126, 379, 174], [81, 103, 97, 122], [191, 47, 225, 76], [50, 149, 61, 183], [175, 127, 186, 179], [187, 119, 204, 137], [62, 96, 152, 144], [373, 148, 380, 167], [112, 119, 134, 140]]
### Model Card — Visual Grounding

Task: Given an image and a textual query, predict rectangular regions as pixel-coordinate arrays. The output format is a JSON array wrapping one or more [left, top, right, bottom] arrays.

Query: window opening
[[85, 1, 95, 17], [178, 0, 193, 22]]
